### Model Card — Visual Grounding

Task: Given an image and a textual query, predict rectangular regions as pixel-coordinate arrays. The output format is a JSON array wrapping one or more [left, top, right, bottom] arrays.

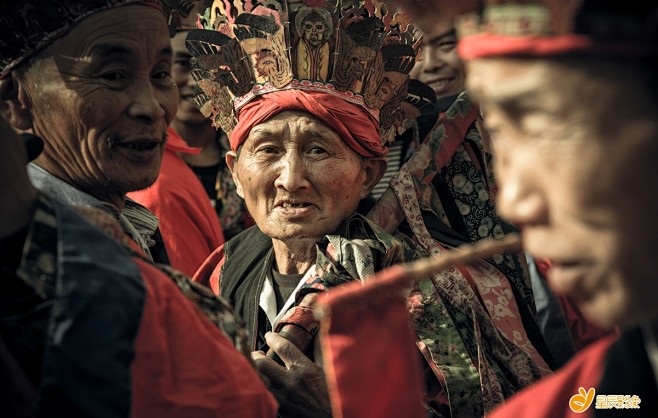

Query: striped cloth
[[371, 139, 404, 199]]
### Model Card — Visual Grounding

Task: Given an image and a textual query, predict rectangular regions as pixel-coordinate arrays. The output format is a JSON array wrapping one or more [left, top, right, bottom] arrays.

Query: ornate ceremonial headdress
[[186, 0, 423, 148]]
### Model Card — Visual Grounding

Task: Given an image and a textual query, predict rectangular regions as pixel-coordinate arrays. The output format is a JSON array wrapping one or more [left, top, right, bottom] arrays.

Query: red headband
[[230, 90, 387, 158]]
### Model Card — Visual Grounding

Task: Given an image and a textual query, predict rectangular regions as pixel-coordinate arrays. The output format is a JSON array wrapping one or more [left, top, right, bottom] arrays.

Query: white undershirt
[[259, 264, 317, 329]]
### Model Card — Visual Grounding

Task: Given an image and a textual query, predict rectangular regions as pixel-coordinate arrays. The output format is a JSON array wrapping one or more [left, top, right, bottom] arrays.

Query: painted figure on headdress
[[295, 7, 332, 80]]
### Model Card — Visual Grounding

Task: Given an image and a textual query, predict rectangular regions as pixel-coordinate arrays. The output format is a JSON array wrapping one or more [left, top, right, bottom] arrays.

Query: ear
[[359, 157, 387, 199], [0, 73, 33, 132], [225, 150, 244, 198]]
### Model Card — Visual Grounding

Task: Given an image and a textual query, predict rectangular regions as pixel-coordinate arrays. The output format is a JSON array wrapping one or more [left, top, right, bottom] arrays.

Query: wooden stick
[[402, 233, 522, 283]]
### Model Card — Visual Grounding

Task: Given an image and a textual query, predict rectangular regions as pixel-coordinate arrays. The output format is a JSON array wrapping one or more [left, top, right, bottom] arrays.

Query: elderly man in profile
[[0, 1, 278, 417], [0, 0, 180, 263], [324, 0, 658, 417], [458, 2, 658, 416]]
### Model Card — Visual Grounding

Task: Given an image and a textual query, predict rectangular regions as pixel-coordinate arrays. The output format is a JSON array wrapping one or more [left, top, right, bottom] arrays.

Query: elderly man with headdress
[[0, 1, 277, 416], [190, 2, 406, 415], [190, 1, 555, 417]]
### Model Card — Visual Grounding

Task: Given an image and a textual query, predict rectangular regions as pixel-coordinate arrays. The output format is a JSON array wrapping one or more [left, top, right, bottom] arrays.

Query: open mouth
[[429, 77, 454, 87], [118, 142, 160, 151], [281, 202, 310, 209]]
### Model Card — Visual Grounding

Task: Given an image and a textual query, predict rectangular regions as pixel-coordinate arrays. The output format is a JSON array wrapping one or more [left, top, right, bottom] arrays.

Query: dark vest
[[220, 226, 274, 350]]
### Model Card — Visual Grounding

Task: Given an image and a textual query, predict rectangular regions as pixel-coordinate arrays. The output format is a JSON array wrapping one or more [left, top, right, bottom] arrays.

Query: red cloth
[[129, 128, 224, 277], [230, 90, 386, 158], [193, 243, 226, 295], [488, 334, 616, 418], [535, 258, 612, 351], [317, 265, 425, 418], [557, 293, 615, 351], [130, 257, 278, 418]]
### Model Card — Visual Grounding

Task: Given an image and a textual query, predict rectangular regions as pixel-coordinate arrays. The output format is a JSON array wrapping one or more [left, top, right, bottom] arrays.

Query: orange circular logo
[[569, 387, 595, 413]]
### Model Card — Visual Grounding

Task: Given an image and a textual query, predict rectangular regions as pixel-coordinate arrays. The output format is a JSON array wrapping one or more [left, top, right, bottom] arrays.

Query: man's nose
[[495, 147, 548, 228], [128, 79, 167, 123], [274, 152, 311, 192], [422, 46, 447, 72]]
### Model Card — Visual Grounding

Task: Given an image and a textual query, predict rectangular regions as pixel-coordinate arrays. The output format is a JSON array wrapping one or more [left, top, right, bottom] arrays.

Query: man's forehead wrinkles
[[472, 63, 556, 115], [308, 129, 336, 140], [87, 43, 136, 59]]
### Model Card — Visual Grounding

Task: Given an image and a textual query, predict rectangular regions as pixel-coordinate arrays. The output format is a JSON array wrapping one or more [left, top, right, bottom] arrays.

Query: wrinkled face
[[172, 30, 206, 126], [303, 16, 326, 47], [468, 57, 658, 329], [19, 6, 176, 204], [227, 111, 376, 244], [410, 27, 465, 100]]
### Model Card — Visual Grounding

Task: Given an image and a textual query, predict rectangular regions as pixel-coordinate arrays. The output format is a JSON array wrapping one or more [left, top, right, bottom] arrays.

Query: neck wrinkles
[[271, 237, 317, 275]]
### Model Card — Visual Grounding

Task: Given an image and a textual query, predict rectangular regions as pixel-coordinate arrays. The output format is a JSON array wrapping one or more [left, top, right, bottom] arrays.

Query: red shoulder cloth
[[128, 127, 224, 277], [130, 258, 277, 417], [193, 244, 226, 296]]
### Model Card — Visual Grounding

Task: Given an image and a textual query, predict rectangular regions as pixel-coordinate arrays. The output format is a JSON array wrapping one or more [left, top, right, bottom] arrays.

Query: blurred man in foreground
[[361, 0, 658, 416]]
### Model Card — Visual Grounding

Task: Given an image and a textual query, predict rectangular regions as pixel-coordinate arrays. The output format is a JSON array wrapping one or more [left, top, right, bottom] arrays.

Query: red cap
[[457, 1, 658, 59]]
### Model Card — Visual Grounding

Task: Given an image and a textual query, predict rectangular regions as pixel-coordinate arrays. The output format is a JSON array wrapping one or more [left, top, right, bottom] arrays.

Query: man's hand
[[251, 332, 332, 418]]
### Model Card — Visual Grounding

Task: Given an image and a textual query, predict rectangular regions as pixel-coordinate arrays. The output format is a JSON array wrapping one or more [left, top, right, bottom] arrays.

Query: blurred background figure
[[411, 22, 465, 103], [382, 7, 605, 370], [168, 8, 254, 240], [371, 22, 467, 199]]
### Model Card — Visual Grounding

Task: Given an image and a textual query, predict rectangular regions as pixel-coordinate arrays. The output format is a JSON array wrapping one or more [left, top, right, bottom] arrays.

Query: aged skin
[[227, 110, 386, 274], [467, 57, 658, 330], [7, 6, 177, 210], [251, 332, 331, 418]]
